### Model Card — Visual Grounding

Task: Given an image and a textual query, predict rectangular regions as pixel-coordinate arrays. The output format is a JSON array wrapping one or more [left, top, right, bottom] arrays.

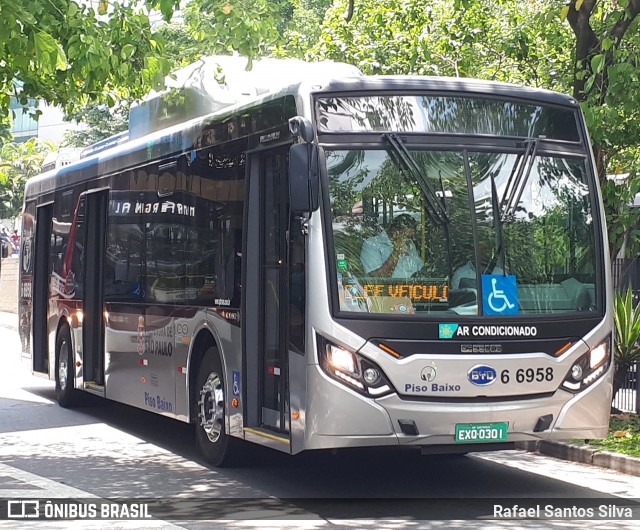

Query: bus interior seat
[[518, 279, 592, 312], [560, 277, 592, 311], [458, 277, 476, 289]]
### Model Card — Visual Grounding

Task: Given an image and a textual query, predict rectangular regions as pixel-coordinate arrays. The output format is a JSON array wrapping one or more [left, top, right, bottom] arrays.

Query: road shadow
[[0, 385, 108, 433]]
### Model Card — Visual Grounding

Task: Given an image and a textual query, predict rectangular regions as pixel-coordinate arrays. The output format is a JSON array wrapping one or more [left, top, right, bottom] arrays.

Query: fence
[[612, 362, 640, 413], [612, 257, 640, 413], [613, 256, 640, 296]]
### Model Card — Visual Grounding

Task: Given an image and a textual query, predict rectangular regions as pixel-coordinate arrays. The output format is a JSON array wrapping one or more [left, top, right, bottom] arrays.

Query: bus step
[[243, 427, 291, 453], [83, 382, 105, 395]]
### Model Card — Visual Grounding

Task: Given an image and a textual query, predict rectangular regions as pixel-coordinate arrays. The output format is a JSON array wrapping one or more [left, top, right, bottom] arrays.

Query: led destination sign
[[362, 283, 448, 302]]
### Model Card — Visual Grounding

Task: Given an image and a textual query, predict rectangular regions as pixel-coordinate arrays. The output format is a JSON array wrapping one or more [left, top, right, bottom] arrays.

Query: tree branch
[[345, 0, 354, 22], [610, 0, 640, 45], [595, 1, 640, 106], [566, 0, 599, 99]]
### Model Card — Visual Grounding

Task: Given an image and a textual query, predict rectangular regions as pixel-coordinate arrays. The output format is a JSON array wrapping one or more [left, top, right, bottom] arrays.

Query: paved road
[[0, 326, 639, 529]]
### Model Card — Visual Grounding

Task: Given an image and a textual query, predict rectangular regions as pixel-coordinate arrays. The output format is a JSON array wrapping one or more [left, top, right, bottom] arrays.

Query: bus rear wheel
[[195, 347, 243, 467], [55, 324, 77, 408]]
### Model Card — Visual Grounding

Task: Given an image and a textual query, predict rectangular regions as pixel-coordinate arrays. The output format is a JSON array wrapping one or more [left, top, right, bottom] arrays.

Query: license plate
[[455, 422, 508, 443]]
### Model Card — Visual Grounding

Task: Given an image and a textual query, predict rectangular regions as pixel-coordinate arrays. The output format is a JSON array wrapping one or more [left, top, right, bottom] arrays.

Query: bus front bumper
[[303, 364, 612, 450]]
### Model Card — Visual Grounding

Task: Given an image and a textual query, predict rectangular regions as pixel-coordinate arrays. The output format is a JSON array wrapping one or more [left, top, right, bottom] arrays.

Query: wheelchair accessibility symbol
[[232, 371, 241, 396], [482, 274, 519, 315]]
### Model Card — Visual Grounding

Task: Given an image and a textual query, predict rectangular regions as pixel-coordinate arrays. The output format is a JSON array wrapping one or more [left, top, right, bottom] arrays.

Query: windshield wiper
[[486, 171, 506, 275], [382, 133, 453, 280], [382, 133, 449, 226], [500, 138, 538, 222]]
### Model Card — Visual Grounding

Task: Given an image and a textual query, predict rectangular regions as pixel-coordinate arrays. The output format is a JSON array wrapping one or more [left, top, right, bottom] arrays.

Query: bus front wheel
[[195, 347, 243, 467], [55, 324, 77, 408]]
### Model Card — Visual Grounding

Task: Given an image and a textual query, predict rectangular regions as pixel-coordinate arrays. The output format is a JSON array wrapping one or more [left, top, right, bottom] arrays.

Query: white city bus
[[19, 57, 613, 466]]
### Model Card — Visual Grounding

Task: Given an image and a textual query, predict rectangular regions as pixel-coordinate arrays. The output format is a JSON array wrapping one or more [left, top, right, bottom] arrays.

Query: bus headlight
[[561, 339, 610, 393], [319, 338, 394, 397], [327, 344, 356, 374]]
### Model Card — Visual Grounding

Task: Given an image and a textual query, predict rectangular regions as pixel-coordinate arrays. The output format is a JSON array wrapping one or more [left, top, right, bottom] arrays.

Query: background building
[[9, 97, 79, 145]]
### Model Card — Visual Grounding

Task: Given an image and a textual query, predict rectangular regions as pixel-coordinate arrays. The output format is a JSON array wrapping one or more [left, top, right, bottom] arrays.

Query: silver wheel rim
[[198, 372, 224, 443], [58, 341, 68, 391]]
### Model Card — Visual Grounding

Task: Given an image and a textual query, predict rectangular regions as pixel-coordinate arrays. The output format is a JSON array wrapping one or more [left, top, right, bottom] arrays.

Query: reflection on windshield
[[316, 95, 580, 141], [328, 149, 597, 317]]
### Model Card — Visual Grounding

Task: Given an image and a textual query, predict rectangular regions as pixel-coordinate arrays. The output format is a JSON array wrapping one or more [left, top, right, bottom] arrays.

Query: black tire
[[55, 324, 77, 408], [195, 347, 243, 467]]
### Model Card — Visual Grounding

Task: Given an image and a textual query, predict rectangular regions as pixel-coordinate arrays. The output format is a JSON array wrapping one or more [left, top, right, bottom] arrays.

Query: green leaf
[[121, 43, 135, 59], [575, 0, 584, 11], [18, 10, 37, 25], [55, 45, 68, 71], [591, 53, 605, 74], [33, 31, 67, 73], [560, 5, 570, 21], [160, 0, 174, 21]]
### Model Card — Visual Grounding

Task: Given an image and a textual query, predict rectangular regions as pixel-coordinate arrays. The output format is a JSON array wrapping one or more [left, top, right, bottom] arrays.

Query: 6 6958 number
[[500, 367, 553, 384]]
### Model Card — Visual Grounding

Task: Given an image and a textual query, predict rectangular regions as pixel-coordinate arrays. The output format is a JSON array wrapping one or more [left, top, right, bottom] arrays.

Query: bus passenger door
[[244, 148, 291, 448], [32, 203, 53, 375], [81, 190, 108, 387]]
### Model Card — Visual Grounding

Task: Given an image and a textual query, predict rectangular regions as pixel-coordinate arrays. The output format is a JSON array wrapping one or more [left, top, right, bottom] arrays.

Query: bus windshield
[[328, 147, 598, 316]]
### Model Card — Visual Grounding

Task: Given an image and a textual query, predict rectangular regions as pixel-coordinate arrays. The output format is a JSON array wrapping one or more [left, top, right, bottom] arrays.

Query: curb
[[517, 440, 640, 477]]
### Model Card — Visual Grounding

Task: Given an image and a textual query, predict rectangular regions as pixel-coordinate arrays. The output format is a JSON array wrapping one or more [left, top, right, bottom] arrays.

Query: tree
[[313, 0, 570, 82], [182, 0, 283, 67], [155, 22, 205, 70], [175, 0, 333, 63], [0, 138, 55, 218], [314, 0, 640, 259], [277, 0, 334, 58], [58, 19, 197, 151], [61, 104, 128, 148], [61, 1, 334, 148], [0, 0, 180, 130], [562, 0, 640, 258]]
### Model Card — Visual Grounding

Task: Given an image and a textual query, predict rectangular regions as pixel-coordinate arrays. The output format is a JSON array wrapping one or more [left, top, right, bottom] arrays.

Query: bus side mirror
[[289, 143, 321, 214]]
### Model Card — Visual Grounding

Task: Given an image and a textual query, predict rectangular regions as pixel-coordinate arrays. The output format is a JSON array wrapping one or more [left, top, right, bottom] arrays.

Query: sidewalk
[[1, 310, 639, 477], [0, 311, 17, 331]]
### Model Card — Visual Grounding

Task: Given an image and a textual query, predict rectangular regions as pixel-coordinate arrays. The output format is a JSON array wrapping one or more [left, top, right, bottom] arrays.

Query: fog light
[[571, 363, 583, 380], [363, 368, 380, 385]]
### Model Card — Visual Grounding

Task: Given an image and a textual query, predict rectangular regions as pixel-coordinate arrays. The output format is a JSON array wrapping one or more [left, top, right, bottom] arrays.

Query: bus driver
[[360, 214, 423, 278]]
